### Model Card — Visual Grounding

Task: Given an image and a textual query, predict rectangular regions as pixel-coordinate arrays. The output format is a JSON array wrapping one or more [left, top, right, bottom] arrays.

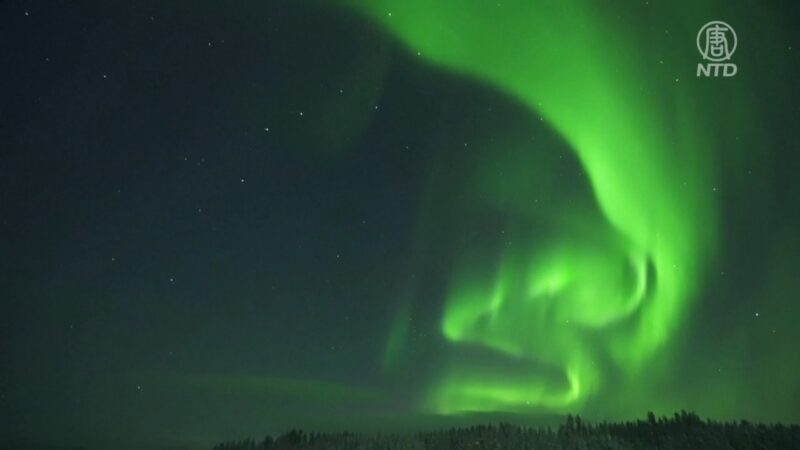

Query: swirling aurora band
[[342, 0, 718, 415]]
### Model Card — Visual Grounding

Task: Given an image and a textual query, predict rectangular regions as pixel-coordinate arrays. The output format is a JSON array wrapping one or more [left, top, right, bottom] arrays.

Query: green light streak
[[383, 302, 412, 370]]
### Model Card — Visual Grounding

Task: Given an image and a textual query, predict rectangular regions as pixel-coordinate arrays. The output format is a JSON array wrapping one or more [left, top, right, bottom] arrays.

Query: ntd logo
[[696, 21, 737, 77]]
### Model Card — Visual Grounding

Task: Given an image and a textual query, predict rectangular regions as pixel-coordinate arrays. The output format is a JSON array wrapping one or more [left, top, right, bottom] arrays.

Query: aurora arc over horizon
[[344, 0, 719, 415], [7, 2, 800, 447]]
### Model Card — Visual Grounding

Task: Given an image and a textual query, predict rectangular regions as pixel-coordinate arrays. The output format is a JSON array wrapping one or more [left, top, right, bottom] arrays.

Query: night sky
[[2, 1, 800, 449]]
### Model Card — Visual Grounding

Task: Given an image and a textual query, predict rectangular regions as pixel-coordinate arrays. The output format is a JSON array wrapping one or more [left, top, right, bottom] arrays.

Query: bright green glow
[[345, 0, 717, 414], [430, 365, 585, 413]]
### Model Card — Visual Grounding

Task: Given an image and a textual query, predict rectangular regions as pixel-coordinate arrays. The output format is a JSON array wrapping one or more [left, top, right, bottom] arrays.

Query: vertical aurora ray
[[343, 0, 719, 414]]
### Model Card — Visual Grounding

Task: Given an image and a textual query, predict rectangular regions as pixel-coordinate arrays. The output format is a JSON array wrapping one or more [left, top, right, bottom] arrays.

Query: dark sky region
[[1, 1, 800, 449]]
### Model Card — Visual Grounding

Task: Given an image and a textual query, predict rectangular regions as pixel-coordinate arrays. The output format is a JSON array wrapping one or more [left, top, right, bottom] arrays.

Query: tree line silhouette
[[213, 411, 800, 450]]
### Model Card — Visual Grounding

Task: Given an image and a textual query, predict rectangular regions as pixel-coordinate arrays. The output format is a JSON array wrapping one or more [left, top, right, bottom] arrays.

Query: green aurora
[[2, 1, 799, 447], [341, 0, 781, 418]]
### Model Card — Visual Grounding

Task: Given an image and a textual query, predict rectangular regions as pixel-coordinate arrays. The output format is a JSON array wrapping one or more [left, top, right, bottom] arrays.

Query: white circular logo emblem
[[697, 21, 737, 62]]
